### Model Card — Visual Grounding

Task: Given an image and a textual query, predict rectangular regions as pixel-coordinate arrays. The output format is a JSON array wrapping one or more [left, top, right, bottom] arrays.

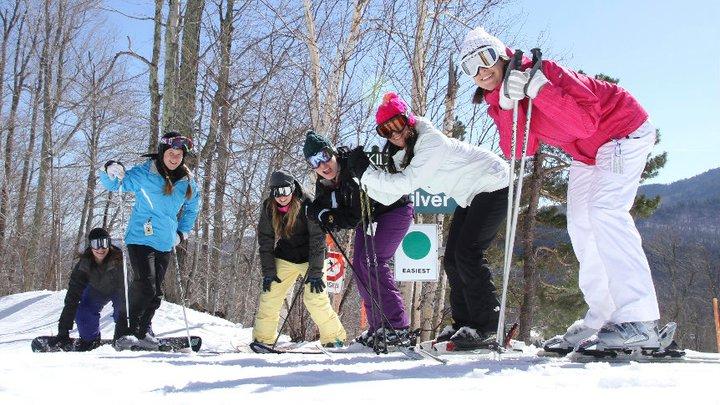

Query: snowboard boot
[[449, 326, 497, 351], [434, 325, 457, 343], [578, 320, 660, 352], [75, 338, 102, 352], [543, 320, 598, 354], [134, 332, 160, 350]]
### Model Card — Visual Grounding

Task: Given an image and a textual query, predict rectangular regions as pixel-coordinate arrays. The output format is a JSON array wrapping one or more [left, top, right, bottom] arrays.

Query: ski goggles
[[376, 114, 408, 139], [272, 185, 294, 198], [460, 46, 501, 77], [90, 237, 110, 250], [307, 148, 333, 169], [160, 136, 194, 151]]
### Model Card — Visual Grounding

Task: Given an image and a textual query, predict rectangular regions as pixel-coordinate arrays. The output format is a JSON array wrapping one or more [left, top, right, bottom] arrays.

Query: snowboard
[[31, 335, 202, 353]]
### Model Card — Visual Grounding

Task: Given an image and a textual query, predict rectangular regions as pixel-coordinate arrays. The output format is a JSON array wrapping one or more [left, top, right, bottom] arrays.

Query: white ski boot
[[578, 320, 660, 353], [542, 320, 598, 355]]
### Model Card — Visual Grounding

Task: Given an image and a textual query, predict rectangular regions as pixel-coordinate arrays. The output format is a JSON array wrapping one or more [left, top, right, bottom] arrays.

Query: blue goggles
[[307, 149, 333, 169]]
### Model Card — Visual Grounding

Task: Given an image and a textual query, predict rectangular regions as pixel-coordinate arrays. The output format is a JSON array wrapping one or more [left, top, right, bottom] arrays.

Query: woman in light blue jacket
[[100, 131, 199, 349]]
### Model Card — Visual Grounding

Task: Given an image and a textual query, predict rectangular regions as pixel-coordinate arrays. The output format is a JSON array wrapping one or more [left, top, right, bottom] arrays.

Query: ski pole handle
[[527, 48, 543, 77], [503, 49, 524, 98]]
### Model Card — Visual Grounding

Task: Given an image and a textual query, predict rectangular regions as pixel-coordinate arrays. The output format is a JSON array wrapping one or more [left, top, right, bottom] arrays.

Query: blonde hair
[[269, 195, 302, 240]]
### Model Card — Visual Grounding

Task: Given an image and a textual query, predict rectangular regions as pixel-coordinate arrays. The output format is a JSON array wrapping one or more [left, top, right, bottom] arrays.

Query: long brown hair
[[268, 195, 302, 240], [383, 127, 419, 174], [157, 159, 193, 200]]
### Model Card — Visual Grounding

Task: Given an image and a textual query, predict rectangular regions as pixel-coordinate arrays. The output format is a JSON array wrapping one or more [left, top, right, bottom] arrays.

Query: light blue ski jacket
[[99, 159, 200, 252]]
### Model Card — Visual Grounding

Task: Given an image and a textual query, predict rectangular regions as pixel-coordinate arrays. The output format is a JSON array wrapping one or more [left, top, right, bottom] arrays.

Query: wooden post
[[713, 298, 720, 353]]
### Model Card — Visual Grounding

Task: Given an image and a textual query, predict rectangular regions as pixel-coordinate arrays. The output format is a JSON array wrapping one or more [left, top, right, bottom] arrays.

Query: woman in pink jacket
[[459, 27, 662, 353]]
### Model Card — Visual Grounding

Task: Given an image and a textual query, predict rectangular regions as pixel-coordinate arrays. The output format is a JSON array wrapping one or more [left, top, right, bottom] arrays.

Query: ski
[[418, 323, 518, 355]]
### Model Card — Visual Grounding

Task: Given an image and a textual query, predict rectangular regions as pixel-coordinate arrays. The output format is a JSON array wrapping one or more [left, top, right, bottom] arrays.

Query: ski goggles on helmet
[[307, 148, 333, 169], [460, 46, 501, 77], [160, 136, 194, 152], [90, 237, 110, 250], [376, 114, 409, 139], [272, 184, 294, 198]]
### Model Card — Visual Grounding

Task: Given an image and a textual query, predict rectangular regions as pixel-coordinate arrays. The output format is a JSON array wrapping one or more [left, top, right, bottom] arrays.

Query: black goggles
[[272, 185, 294, 197], [90, 238, 110, 250]]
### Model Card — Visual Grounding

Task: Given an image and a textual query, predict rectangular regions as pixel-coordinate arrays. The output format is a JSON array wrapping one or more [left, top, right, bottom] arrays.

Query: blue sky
[[106, 0, 719, 185], [508, 0, 720, 184]]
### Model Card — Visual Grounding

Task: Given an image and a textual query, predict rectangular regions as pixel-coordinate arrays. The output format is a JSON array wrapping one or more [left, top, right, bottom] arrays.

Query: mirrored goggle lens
[[162, 136, 194, 151], [307, 149, 332, 169], [90, 238, 110, 249], [376, 115, 408, 138], [272, 186, 293, 197], [460, 46, 499, 77]]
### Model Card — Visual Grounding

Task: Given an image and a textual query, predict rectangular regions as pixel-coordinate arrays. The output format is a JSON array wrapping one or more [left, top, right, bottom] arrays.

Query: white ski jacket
[[360, 116, 510, 208]]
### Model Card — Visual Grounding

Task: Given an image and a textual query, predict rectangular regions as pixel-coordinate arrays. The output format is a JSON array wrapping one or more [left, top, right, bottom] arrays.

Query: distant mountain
[[639, 167, 720, 208], [638, 167, 720, 248]]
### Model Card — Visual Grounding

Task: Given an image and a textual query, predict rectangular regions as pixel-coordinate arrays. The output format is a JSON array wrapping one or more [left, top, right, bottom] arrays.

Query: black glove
[[262, 275, 281, 292], [305, 276, 326, 294], [49, 330, 71, 348], [347, 146, 371, 178], [318, 210, 340, 232], [104, 160, 125, 170]]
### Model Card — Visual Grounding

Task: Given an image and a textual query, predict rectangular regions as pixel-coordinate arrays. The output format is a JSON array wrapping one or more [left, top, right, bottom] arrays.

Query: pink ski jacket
[[484, 52, 648, 165]]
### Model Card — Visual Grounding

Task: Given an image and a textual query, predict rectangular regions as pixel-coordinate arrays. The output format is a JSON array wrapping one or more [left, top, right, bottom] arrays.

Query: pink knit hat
[[375, 92, 416, 126]]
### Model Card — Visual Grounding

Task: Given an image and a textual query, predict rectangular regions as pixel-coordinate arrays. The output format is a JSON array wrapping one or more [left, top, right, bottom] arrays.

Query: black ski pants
[[115, 244, 171, 339], [443, 187, 508, 333]]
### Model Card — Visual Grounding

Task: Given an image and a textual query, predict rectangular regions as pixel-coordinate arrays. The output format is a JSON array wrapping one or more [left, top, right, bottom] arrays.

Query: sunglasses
[[90, 238, 110, 250], [160, 136, 194, 151], [307, 149, 333, 169], [376, 114, 409, 139], [460, 46, 500, 77], [272, 185, 294, 197]]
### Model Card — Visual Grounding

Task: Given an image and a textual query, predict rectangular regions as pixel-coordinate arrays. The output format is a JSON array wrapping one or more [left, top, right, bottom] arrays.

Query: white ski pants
[[567, 119, 660, 330]]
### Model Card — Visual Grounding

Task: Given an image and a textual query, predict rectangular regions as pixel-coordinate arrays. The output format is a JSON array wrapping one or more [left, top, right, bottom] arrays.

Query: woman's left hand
[[347, 146, 371, 178]]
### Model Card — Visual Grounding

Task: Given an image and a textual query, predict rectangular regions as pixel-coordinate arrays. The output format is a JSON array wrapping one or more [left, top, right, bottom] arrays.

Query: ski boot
[[542, 320, 598, 356], [577, 320, 661, 358]]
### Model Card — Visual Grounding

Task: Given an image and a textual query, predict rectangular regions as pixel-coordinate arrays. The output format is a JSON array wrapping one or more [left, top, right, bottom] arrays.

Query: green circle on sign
[[402, 231, 431, 260]]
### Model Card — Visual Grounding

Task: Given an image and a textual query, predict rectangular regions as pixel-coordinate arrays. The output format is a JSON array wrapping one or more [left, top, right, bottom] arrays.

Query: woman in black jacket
[[252, 170, 346, 347], [49, 228, 127, 351]]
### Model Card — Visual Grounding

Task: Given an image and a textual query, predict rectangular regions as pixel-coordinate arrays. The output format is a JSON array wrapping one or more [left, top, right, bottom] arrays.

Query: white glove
[[504, 69, 530, 101], [106, 162, 125, 180], [524, 68, 548, 99]]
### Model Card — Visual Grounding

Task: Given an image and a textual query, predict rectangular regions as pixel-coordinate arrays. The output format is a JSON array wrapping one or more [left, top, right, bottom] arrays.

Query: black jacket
[[257, 182, 326, 279], [308, 147, 411, 229], [58, 247, 126, 332]]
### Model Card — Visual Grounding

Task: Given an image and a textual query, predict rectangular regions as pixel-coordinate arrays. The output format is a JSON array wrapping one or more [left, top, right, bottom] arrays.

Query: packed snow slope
[[1, 290, 718, 405]]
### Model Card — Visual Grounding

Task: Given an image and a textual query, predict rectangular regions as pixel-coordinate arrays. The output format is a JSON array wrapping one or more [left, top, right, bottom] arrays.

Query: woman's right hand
[[104, 160, 125, 180], [262, 275, 281, 292]]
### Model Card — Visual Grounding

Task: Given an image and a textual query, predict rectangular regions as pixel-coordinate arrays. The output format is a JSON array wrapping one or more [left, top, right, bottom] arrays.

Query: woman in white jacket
[[348, 92, 510, 350]]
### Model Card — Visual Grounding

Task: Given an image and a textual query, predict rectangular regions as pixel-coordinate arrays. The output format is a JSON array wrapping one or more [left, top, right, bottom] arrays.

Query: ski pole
[[360, 186, 387, 353], [117, 183, 131, 330], [324, 226, 404, 349], [497, 49, 524, 345], [271, 274, 308, 349], [172, 245, 193, 351]]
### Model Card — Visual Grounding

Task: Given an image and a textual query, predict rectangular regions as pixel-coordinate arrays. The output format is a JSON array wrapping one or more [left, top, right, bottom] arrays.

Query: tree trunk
[[518, 152, 544, 342], [148, 0, 163, 152], [161, 0, 180, 132], [176, 0, 205, 138]]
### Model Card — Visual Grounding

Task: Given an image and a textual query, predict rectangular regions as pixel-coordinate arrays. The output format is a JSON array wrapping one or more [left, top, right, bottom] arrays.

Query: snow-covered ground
[[1, 290, 719, 404]]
